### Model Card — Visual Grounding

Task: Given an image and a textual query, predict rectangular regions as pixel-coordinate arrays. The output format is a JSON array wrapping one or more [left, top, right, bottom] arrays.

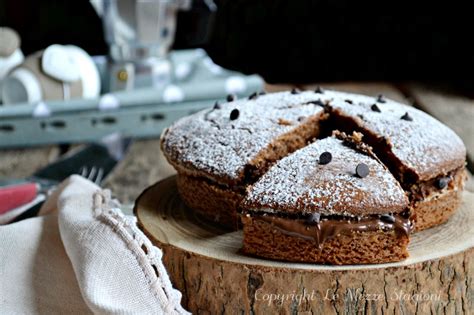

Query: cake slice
[[240, 134, 412, 265]]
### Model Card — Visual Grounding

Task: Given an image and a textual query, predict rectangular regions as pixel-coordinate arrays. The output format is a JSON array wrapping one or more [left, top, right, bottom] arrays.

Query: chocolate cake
[[241, 135, 413, 264], [161, 89, 466, 263]]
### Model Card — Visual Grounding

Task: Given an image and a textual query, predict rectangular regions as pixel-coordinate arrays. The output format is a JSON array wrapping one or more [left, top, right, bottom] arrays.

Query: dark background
[[1, 0, 473, 90]]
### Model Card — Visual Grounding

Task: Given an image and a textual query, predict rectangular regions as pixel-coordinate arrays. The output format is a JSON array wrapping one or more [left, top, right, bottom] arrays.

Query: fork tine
[[95, 168, 104, 184], [78, 166, 104, 184], [80, 166, 88, 177], [88, 167, 97, 181]]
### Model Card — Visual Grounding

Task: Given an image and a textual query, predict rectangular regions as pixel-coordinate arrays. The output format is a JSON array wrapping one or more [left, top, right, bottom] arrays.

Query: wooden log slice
[[135, 176, 474, 315]]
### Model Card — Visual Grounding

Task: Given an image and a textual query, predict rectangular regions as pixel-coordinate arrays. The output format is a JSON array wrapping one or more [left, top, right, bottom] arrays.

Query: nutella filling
[[251, 213, 413, 249]]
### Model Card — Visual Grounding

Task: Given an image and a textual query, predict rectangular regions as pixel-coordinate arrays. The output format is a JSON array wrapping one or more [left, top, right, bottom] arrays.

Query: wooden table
[[1, 82, 473, 205]]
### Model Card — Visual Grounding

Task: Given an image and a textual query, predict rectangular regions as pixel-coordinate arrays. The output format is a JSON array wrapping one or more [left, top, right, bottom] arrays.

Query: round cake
[[161, 89, 467, 237]]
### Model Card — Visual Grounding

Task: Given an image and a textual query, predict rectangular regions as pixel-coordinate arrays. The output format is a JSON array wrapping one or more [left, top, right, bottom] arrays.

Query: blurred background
[[2, 0, 474, 88]]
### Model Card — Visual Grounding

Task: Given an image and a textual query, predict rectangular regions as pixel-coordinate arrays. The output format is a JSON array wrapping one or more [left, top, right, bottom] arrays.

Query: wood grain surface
[[102, 139, 176, 203], [0, 146, 59, 178], [136, 176, 474, 314]]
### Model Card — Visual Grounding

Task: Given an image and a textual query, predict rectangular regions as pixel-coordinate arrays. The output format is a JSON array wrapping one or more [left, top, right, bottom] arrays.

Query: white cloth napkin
[[0, 175, 189, 315]]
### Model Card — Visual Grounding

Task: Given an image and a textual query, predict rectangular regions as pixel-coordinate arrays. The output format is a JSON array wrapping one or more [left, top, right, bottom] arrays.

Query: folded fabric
[[0, 175, 189, 314]]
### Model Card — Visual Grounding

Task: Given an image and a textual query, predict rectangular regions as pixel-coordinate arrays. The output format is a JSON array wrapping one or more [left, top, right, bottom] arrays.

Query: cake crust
[[176, 173, 243, 229], [241, 215, 410, 265]]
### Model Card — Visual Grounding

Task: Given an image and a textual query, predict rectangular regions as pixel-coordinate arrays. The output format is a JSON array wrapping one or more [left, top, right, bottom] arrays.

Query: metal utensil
[[0, 136, 130, 222], [79, 166, 105, 185], [6, 166, 105, 224]]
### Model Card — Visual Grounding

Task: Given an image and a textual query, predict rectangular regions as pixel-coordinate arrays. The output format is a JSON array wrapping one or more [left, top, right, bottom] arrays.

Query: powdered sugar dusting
[[323, 90, 466, 180], [162, 90, 466, 184], [244, 137, 408, 216], [161, 92, 325, 183]]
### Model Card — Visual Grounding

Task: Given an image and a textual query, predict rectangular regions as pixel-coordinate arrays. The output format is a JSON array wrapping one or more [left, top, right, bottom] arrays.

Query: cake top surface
[[323, 90, 466, 181], [162, 89, 466, 184], [161, 92, 325, 184], [243, 137, 409, 216]]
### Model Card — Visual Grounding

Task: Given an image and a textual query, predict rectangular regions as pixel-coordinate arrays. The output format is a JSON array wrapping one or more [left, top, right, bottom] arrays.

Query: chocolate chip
[[291, 88, 300, 94], [380, 214, 396, 223], [344, 99, 353, 104], [401, 112, 413, 121], [314, 86, 324, 94], [310, 99, 325, 107], [306, 213, 321, 225], [379, 136, 390, 145], [371, 104, 381, 112], [259, 91, 267, 96], [230, 109, 239, 120], [436, 177, 450, 189], [356, 163, 370, 178], [227, 94, 236, 102], [319, 152, 332, 165], [248, 92, 258, 100], [213, 101, 221, 109], [297, 116, 306, 122], [376, 94, 386, 103]]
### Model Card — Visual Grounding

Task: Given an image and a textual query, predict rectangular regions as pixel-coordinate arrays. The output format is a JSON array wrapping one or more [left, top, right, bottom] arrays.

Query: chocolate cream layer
[[243, 212, 413, 249]]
